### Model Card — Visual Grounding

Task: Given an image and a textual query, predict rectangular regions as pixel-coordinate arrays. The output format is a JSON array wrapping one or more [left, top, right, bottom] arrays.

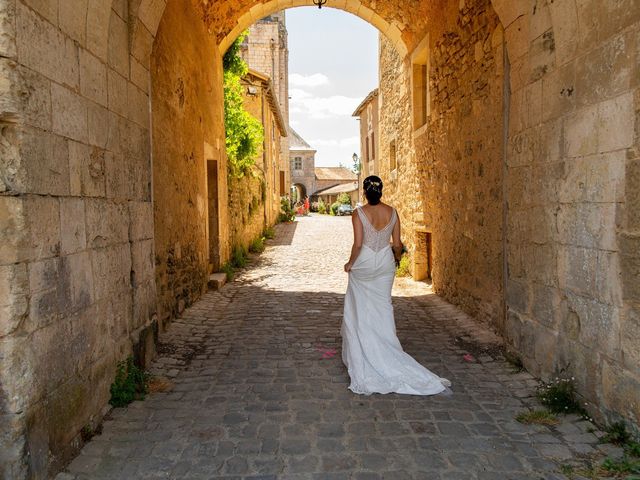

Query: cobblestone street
[[57, 215, 608, 480]]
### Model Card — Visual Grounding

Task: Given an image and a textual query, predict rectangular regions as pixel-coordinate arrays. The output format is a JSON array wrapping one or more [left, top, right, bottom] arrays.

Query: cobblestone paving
[[57, 215, 614, 480]]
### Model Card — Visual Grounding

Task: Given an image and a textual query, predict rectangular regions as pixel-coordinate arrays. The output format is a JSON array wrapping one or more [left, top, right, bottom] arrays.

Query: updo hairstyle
[[363, 175, 383, 205]]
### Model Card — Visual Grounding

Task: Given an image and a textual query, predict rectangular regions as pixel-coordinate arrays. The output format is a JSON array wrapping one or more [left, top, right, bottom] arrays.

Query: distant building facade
[[242, 12, 291, 199], [353, 89, 380, 200], [289, 128, 317, 201]]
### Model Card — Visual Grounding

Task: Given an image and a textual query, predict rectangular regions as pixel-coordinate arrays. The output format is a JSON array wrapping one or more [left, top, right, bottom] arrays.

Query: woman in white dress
[[341, 176, 451, 395]]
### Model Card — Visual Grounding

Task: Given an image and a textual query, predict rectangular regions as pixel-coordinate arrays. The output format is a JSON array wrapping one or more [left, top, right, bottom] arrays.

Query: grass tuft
[[516, 409, 559, 426]]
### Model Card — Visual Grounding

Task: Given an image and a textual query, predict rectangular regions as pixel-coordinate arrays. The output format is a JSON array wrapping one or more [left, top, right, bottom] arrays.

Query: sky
[[285, 7, 379, 168]]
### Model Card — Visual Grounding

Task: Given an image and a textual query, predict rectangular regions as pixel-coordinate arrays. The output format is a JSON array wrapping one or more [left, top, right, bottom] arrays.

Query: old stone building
[[228, 69, 288, 251], [0, 0, 638, 478], [353, 88, 380, 180], [289, 127, 317, 200], [314, 167, 358, 196], [242, 12, 291, 197]]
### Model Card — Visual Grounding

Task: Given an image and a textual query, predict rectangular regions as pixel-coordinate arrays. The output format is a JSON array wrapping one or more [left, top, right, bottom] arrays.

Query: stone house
[[227, 69, 288, 251], [314, 167, 358, 199], [353, 88, 380, 183], [315, 182, 359, 207], [242, 12, 290, 197], [289, 127, 317, 201]]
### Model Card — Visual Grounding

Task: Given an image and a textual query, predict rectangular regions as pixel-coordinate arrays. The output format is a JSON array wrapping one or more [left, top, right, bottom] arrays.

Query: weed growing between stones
[[536, 377, 586, 416], [249, 236, 266, 254], [603, 422, 633, 445], [221, 262, 235, 281], [231, 245, 249, 268], [109, 357, 149, 408], [504, 351, 525, 373], [515, 409, 559, 426], [263, 226, 275, 240]]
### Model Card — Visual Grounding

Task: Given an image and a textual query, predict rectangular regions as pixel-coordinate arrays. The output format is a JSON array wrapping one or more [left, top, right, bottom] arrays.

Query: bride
[[341, 175, 451, 395]]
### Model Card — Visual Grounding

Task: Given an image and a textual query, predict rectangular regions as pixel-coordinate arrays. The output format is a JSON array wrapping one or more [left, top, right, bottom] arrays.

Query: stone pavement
[[57, 215, 611, 480]]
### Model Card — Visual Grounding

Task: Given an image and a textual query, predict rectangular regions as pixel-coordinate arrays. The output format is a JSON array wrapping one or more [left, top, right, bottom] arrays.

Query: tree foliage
[[223, 32, 264, 178]]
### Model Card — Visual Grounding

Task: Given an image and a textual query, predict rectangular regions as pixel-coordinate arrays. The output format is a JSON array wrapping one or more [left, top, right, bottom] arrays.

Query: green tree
[[223, 32, 264, 178], [337, 192, 351, 205]]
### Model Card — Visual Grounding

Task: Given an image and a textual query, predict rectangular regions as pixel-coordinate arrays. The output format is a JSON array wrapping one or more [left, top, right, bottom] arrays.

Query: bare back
[[360, 203, 394, 230]]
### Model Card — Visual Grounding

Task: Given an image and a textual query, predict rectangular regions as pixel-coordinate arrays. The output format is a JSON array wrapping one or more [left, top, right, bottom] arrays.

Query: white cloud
[[290, 95, 361, 119], [309, 136, 360, 148], [289, 73, 330, 87]]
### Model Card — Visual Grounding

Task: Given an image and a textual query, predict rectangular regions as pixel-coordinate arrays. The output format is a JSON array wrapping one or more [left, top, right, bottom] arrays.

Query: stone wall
[[502, 0, 640, 428], [291, 150, 316, 198], [150, 0, 227, 329], [418, 0, 505, 325], [0, 1, 157, 477]]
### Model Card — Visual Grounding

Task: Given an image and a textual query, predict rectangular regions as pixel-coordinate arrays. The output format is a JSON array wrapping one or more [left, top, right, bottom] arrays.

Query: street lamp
[[312, 0, 327, 8], [352, 152, 361, 204]]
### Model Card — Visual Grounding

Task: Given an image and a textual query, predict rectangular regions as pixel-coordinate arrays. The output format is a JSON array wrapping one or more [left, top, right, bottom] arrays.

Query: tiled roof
[[314, 182, 358, 196], [315, 167, 357, 181]]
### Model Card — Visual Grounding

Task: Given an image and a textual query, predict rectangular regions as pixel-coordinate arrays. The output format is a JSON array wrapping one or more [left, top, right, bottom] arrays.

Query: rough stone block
[[564, 104, 598, 157], [127, 82, 149, 128], [621, 306, 640, 371], [0, 59, 52, 130], [85, 0, 110, 62], [531, 283, 559, 328], [104, 152, 130, 200], [128, 201, 153, 241], [80, 48, 107, 106], [138, 0, 166, 35], [85, 198, 128, 248], [129, 56, 149, 94], [506, 279, 528, 314], [16, 2, 78, 89], [566, 291, 620, 360], [90, 243, 131, 301], [0, 263, 28, 337], [87, 101, 109, 148], [131, 239, 154, 284], [533, 323, 559, 376], [557, 203, 617, 251], [131, 19, 153, 67], [0, 0, 17, 59], [208, 273, 227, 291], [28, 256, 59, 294], [21, 127, 69, 196], [59, 198, 86, 255], [59, 251, 93, 312], [52, 84, 87, 143], [597, 92, 634, 153], [626, 159, 640, 230], [59, 0, 87, 46], [560, 246, 597, 297], [107, 68, 128, 117], [547, 0, 579, 65], [132, 279, 157, 330], [601, 359, 640, 425], [68, 141, 105, 197], [107, 11, 128, 78], [620, 253, 640, 303], [541, 59, 575, 122]]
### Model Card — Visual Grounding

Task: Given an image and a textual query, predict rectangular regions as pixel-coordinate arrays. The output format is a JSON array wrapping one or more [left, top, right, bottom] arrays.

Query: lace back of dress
[[357, 207, 396, 252]]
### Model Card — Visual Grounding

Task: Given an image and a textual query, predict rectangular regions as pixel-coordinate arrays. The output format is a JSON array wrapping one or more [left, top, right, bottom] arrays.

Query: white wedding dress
[[341, 207, 451, 395]]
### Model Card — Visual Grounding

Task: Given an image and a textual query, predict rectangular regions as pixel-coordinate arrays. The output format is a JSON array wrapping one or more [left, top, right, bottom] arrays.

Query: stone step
[[208, 273, 227, 291]]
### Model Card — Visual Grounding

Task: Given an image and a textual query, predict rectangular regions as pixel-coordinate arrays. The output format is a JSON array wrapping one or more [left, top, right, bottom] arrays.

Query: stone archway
[[1, 1, 638, 478]]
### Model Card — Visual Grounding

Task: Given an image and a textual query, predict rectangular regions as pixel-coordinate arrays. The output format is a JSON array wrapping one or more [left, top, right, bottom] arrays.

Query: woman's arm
[[344, 212, 364, 272], [391, 209, 403, 265]]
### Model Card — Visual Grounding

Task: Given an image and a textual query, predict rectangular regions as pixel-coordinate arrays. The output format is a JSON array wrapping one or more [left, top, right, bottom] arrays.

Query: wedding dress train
[[341, 207, 451, 395]]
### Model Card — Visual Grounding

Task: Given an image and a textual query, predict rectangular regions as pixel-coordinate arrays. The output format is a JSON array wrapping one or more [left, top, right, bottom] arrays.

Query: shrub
[[317, 200, 327, 214], [279, 196, 296, 222], [223, 32, 264, 178], [536, 377, 585, 415], [330, 201, 340, 216], [231, 245, 248, 268], [337, 192, 351, 205], [249, 236, 265, 254], [221, 262, 235, 281], [109, 357, 148, 408], [396, 255, 411, 277], [263, 226, 275, 240]]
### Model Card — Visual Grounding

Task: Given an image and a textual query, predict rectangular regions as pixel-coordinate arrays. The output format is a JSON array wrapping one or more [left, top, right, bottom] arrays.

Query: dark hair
[[363, 175, 383, 205]]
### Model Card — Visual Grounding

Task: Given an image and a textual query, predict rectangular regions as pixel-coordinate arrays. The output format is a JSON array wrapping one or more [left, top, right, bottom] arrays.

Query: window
[[389, 140, 397, 172], [365, 139, 370, 163], [371, 132, 375, 161], [294, 156, 302, 170], [411, 36, 430, 130]]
